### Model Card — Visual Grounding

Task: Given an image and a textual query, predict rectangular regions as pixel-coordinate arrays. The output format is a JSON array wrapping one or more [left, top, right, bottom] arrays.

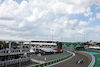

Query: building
[[0, 40, 31, 67]]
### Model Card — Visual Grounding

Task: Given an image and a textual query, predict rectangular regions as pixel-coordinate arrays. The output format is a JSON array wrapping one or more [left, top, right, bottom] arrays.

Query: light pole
[[52, 30, 53, 42], [82, 33, 85, 42], [84, 34, 85, 42], [96, 32, 99, 43], [61, 28, 62, 42], [86, 34, 88, 41]]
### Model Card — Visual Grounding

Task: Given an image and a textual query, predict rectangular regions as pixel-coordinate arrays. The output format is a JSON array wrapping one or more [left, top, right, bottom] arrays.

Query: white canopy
[[23, 42, 57, 46], [38, 48, 57, 52], [89, 46, 100, 49]]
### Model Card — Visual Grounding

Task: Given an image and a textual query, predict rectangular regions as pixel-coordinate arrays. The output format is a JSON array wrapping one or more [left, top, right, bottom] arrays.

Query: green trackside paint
[[81, 51, 100, 67], [94, 54, 100, 67]]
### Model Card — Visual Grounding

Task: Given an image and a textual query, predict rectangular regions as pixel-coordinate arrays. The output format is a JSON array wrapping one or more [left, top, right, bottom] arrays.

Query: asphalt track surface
[[31, 52, 70, 61], [51, 51, 92, 67]]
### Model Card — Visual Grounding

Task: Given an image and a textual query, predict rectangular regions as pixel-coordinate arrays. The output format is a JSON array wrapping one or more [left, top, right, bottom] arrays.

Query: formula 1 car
[[76, 59, 83, 64]]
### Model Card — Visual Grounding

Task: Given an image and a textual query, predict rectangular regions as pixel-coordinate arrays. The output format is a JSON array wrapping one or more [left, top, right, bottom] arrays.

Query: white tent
[[89, 46, 100, 49]]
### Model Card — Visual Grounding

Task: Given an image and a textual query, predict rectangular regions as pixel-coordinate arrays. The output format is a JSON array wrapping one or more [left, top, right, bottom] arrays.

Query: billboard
[[62, 43, 82, 48]]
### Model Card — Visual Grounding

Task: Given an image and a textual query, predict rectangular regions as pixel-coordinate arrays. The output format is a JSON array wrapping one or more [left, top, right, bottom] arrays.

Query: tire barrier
[[30, 54, 73, 67]]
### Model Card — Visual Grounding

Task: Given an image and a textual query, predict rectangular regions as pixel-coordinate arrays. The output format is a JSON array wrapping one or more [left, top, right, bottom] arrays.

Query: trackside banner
[[62, 43, 82, 48]]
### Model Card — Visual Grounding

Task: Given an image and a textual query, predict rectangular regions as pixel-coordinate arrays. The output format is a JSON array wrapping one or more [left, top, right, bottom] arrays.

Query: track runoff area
[[46, 51, 92, 67], [81, 51, 100, 67]]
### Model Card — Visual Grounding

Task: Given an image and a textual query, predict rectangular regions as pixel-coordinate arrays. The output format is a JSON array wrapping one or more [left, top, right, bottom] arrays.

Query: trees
[[90, 40, 92, 43], [0, 41, 9, 48], [86, 41, 90, 45], [0, 41, 20, 48], [96, 43, 100, 46]]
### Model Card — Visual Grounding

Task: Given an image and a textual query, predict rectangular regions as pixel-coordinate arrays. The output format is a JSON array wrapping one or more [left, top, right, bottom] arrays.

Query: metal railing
[[0, 57, 30, 66], [0, 50, 9, 54], [0, 49, 29, 54], [85, 49, 100, 53]]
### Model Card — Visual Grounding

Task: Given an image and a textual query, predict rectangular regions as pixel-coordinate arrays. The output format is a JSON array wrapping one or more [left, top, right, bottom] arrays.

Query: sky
[[0, 0, 100, 42]]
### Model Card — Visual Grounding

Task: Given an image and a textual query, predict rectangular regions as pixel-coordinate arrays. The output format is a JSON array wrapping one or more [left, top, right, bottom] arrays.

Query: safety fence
[[0, 57, 30, 66], [0, 49, 29, 54], [29, 54, 73, 67]]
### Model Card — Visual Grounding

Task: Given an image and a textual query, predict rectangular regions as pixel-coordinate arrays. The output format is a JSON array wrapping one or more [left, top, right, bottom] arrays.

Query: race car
[[76, 59, 83, 64]]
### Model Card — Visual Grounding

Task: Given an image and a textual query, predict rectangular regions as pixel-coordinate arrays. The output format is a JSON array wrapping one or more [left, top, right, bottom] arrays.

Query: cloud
[[77, 17, 95, 29], [96, 13, 100, 19], [0, 0, 100, 42], [79, 26, 100, 41], [68, 19, 79, 30], [78, 21, 88, 26], [84, 7, 93, 17]]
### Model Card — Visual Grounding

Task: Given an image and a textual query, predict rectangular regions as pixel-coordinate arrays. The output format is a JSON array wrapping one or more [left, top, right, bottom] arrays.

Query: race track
[[51, 51, 92, 67]]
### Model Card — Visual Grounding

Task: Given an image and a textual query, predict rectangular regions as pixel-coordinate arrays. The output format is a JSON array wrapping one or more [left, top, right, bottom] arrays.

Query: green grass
[[80, 50, 100, 67]]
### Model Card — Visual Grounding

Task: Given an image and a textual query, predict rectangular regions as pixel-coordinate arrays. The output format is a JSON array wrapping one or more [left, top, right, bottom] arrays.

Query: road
[[51, 51, 92, 67], [31, 52, 70, 63]]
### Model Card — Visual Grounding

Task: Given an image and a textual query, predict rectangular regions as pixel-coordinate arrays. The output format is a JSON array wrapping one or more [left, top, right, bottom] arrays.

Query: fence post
[[5, 61, 7, 67], [19, 59, 21, 67]]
